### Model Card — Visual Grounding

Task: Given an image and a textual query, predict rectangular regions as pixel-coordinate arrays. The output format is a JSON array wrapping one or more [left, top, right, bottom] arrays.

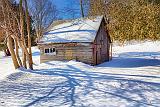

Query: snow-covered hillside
[[0, 41, 160, 107]]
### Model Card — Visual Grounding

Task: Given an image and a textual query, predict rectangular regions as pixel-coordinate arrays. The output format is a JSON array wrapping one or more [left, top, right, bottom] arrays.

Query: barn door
[[65, 50, 73, 60]]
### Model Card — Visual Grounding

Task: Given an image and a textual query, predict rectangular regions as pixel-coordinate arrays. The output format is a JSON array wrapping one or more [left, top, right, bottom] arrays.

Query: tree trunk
[[20, 0, 27, 69], [80, 0, 84, 17], [24, 0, 33, 70], [15, 38, 22, 66], [22, 52, 27, 68], [7, 36, 20, 69]]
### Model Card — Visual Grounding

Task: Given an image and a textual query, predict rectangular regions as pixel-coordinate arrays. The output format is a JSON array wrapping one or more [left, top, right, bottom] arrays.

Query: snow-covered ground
[[0, 41, 160, 107]]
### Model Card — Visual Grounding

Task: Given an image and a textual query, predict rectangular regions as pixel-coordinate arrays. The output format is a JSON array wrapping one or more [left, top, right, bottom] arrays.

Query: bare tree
[[62, 0, 89, 19], [63, 1, 78, 19], [0, 0, 34, 69], [24, 0, 33, 69], [19, 0, 27, 68], [28, 0, 58, 42], [80, 0, 84, 17], [0, 0, 20, 69]]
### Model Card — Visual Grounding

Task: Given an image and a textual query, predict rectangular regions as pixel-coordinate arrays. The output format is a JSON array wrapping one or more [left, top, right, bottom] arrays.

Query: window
[[44, 48, 56, 55], [45, 49, 49, 53], [50, 48, 55, 53]]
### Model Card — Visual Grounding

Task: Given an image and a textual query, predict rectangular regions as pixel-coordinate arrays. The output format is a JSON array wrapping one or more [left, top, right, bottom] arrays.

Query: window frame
[[44, 48, 56, 55]]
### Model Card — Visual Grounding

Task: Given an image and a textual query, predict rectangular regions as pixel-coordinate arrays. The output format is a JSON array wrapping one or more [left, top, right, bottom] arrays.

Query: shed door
[[65, 50, 73, 60], [96, 51, 98, 65]]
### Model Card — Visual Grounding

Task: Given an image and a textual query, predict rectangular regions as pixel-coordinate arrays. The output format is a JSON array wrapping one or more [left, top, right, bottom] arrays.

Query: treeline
[[89, 0, 160, 43]]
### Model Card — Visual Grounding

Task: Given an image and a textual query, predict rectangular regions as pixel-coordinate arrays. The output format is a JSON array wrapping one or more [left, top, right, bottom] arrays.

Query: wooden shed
[[38, 16, 112, 65]]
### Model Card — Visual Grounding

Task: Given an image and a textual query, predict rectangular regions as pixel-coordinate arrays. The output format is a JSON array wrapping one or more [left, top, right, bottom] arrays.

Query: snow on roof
[[39, 16, 104, 44]]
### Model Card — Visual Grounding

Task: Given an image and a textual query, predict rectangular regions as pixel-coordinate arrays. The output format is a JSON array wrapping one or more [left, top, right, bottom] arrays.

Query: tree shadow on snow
[[0, 64, 160, 107], [32, 52, 40, 56]]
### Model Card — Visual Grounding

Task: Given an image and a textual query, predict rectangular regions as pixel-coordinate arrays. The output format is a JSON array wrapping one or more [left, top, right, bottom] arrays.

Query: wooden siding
[[93, 19, 111, 65], [39, 43, 94, 65]]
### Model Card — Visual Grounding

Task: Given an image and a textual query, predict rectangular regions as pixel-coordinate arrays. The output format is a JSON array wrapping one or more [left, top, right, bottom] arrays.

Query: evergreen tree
[[89, 0, 160, 44]]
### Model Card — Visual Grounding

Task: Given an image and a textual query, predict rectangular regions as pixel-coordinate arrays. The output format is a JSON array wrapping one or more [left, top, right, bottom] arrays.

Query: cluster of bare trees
[[28, 0, 58, 42], [0, 0, 33, 69], [0, 0, 58, 70]]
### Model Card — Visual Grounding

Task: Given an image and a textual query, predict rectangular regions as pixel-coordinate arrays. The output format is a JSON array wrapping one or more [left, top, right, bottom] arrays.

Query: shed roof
[[39, 16, 104, 44]]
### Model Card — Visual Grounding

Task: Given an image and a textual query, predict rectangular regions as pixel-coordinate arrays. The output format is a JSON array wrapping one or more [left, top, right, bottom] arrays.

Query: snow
[[0, 51, 17, 80], [39, 16, 103, 44], [0, 41, 160, 107]]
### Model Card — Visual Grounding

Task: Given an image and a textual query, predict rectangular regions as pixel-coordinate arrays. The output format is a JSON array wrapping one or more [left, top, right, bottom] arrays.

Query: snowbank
[[0, 41, 160, 107]]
